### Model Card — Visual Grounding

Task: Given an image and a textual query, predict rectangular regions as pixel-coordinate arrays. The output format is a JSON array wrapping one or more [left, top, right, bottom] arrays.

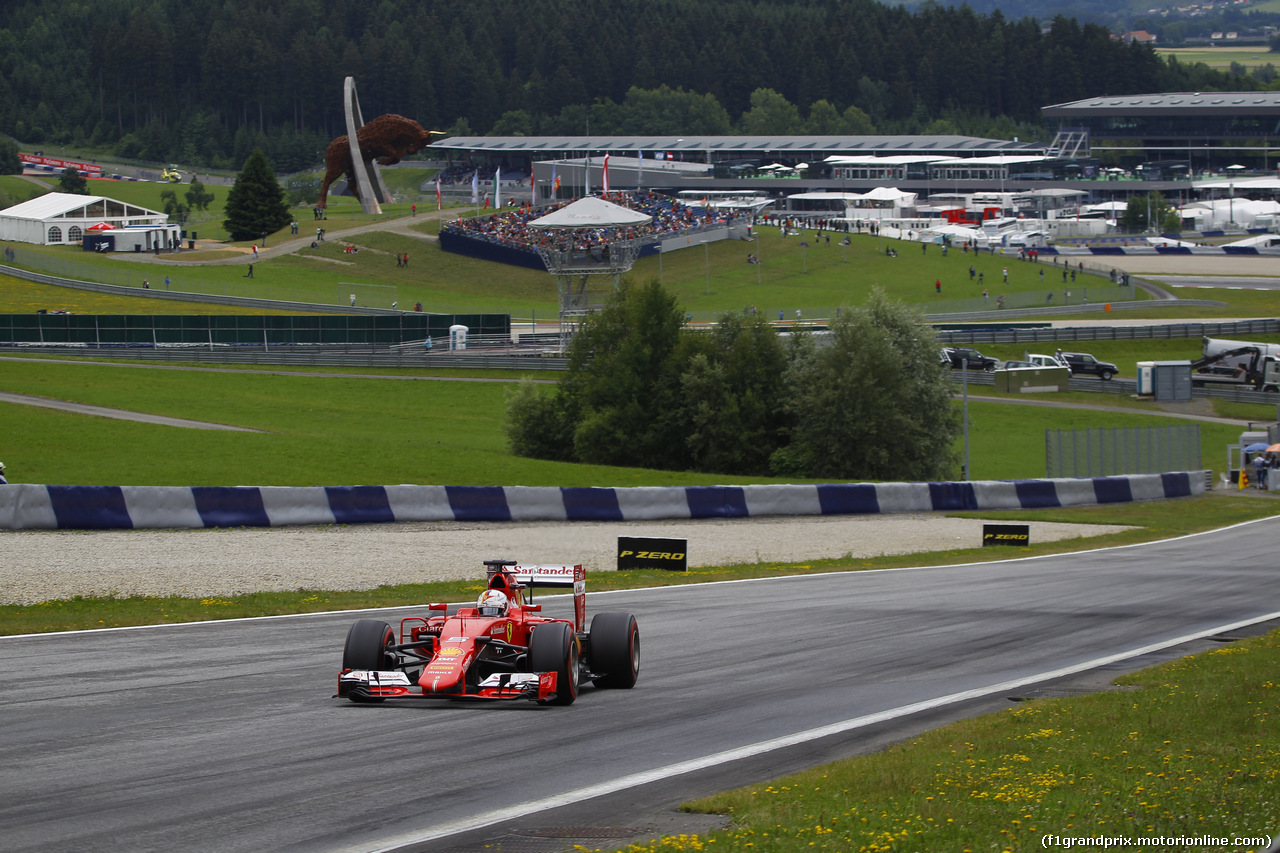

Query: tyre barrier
[[0, 472, 1204, 530]]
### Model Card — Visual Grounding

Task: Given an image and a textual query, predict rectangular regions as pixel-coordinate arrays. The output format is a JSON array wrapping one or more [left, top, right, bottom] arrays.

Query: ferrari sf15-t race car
[[337, 560, 639, 706]]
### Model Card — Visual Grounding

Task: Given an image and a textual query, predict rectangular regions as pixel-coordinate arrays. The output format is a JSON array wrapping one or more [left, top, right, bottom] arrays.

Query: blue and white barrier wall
[[0, 472, 1204, 530]]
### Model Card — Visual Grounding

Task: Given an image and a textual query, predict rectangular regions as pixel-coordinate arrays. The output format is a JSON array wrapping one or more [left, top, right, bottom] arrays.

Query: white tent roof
[[860, 186, 914, 202], [529, 196, 652, 229], [0, 192, 164, 221]]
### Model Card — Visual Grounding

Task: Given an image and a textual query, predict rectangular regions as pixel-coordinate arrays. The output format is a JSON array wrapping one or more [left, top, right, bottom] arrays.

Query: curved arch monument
[[318, 77, 443, 214]]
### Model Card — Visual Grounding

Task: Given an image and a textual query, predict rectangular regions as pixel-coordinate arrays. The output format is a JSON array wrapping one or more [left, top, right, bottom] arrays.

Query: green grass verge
[[0, 356, 1248, 486], [668, 622, 1279, 853]]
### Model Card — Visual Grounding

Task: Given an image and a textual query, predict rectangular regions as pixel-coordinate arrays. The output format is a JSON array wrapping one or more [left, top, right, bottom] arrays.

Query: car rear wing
[[484, 560, 586, 632], [516, 564, 585, 632]]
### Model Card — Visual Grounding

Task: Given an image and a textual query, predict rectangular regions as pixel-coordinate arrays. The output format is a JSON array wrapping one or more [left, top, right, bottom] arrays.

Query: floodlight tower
[[529, 197, 652, 350]]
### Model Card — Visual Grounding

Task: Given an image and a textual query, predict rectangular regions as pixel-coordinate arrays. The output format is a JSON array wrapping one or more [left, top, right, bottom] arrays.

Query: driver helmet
[[476, 590, 509, 617]]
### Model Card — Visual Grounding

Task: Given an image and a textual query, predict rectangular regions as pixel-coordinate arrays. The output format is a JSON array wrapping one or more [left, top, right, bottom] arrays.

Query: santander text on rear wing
[[511, 563, 585, 632]]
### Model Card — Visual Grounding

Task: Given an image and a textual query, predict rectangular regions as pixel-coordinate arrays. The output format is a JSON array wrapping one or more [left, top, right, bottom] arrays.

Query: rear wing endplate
[[514, 564, 586, 632]]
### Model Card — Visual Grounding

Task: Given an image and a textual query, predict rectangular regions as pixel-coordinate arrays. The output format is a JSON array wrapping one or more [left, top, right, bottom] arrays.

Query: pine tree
[[222, 149, 290, 242]]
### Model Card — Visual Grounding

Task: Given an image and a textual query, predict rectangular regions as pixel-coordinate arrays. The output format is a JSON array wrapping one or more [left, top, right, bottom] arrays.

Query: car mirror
[[428, 602, 448, 611], [524, 604, 542, 612]]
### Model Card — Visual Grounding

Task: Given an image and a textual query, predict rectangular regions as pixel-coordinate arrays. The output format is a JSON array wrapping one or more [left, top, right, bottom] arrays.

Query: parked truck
[[1193, 337, 1280, 392]]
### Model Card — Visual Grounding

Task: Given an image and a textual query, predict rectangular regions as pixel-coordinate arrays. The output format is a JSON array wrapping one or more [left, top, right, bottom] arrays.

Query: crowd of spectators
[[435, 163, 478, 185], [440, 191, 738, 256]]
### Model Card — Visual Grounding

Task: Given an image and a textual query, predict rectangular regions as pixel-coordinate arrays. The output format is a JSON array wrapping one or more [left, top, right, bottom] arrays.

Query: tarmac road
[[2, 516, 1278, 853]]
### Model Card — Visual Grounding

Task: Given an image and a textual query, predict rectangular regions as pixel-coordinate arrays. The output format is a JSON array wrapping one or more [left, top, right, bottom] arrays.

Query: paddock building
[[430, 93, 1280, 213]]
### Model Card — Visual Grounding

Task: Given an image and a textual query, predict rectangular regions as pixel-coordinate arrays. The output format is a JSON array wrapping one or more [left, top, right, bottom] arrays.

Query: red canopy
[[87, 222, 115, 231]]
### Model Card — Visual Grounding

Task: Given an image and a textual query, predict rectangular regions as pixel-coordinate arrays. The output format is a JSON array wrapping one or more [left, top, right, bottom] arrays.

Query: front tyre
[[529, 621, 579, 706], [1099, 369, 1114, 381], [589, 612, 640, 689], [342, 619, 396, 703]]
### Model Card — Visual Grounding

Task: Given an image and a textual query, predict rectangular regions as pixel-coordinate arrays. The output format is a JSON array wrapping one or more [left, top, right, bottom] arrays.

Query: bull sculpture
[[318, 114, 443, 209]]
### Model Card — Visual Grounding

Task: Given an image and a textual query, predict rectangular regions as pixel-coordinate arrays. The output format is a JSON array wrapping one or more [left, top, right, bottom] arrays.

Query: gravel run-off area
[[0, 515, 1131, 606]]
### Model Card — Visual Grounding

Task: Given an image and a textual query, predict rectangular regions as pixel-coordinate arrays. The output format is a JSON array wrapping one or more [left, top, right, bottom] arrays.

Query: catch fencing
[[1046, 424, 1202, 478]]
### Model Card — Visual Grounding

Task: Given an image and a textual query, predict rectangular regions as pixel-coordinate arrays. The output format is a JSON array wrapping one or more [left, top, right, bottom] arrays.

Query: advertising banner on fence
[[617, 536, 688, 571], [983, 523, 1030, 546]]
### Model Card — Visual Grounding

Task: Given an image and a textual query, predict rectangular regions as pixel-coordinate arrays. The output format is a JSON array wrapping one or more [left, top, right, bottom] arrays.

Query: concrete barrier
[[0, 472, 1205, 530]]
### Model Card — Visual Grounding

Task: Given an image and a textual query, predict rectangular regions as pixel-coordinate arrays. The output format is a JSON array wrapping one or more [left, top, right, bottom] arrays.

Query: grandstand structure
[[527, 196, 652, 349]]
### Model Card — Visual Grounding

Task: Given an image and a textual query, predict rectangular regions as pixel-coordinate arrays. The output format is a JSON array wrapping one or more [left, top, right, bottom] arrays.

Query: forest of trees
[[0, 0, 1259, 173]]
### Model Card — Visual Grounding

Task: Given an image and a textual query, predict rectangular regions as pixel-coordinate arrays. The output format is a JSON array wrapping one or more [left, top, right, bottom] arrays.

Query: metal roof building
[[1042, 92, 1280, 170], [432, 134, 1038, 160]]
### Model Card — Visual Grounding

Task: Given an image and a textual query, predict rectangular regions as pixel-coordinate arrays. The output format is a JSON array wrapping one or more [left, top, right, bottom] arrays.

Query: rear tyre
[[589, 612, 640, 689], [342, 619, 396, 704], [529, 621, 579, 706], [1099, 369, 1114, 381]]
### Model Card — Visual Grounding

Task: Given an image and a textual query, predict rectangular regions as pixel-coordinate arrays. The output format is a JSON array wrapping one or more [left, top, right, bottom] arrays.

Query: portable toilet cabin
[[1138, 360, 1192, 401], [448, 324, 468, 351]]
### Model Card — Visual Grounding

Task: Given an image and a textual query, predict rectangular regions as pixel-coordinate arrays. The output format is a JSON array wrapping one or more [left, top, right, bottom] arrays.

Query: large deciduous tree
[[769, 290, 961, 481], [58, 167, 88, 195], [506, 282, 959, 482], [222, 149, 290, 242], [1120, 191, 1180, 233]]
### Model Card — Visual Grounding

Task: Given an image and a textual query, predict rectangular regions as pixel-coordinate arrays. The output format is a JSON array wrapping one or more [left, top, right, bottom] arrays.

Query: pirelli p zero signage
[[617, 536, 688, 571], [983, 523, 1030, 547]]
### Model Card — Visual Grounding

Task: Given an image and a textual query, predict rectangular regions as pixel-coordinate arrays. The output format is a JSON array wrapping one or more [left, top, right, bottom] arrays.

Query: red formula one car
[[337, 560, 639, 706]]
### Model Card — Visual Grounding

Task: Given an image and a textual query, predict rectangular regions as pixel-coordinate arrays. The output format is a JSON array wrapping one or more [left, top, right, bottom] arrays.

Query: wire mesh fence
[[1045, 424, 1202, 478]]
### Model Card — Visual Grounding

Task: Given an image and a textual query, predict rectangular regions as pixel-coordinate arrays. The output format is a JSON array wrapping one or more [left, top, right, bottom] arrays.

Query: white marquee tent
[[0, 192, 178, 249]]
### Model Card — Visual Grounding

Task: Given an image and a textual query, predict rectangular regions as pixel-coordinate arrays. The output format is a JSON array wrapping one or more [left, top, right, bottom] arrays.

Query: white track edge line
[[348, 608, 1280, 853]]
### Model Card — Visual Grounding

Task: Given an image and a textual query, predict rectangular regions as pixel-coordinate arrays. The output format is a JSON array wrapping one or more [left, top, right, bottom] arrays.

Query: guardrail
[[0, 344, 569, 370], [938, 319, 1280, 346], [947, 369, 1279, 404]]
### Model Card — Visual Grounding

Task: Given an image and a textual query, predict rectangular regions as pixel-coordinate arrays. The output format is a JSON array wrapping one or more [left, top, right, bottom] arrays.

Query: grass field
[[0, 353, 1253, 487], [1158, 45, 1278, 70], [7, 169, 1280, 321]]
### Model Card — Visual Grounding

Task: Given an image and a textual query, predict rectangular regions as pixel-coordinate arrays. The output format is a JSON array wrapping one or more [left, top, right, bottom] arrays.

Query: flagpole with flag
[[470, 170, 479, 212], [435, 176, 442, 211], [637, 149, 643, 192], [494, 167, 501, 210], [584, 152, 591, 196], [602, 153, 610, 193]]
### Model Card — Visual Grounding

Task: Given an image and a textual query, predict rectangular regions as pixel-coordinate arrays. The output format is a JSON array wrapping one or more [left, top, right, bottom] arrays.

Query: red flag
[[435, 177, 442, 211], [602, 154, 610, 192]]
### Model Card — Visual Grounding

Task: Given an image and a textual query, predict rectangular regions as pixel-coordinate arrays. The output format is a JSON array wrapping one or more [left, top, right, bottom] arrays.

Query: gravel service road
[[0, 515, 1130, 605]]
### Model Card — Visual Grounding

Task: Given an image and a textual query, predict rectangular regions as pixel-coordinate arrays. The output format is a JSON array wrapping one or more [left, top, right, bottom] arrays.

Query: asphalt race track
[[2, 517, 1279, 853]]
